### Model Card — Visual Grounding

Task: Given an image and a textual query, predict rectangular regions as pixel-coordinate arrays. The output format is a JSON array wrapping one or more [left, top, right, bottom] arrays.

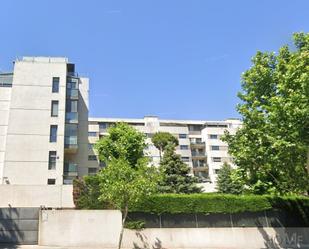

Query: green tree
[[223, 32, 309, 194], [95, 122, 147, 167], [98, 159, 159, 249], [158, 143, 202, 193], [216, 163, 244, 194], [151, 132, 179, 160]]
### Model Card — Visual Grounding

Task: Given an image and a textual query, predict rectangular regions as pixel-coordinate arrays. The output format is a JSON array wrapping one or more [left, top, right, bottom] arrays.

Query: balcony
[[64, 136, 78, 153], [65, 112, 78, 123], [64, 163, 78, 177], [66, 89, 79, 99], [191, 152, 206, 158]]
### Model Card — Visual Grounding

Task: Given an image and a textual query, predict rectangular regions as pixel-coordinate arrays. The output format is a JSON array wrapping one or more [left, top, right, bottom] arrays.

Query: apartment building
[[0, 57, 89, 186], [88, 116, 241, 192]]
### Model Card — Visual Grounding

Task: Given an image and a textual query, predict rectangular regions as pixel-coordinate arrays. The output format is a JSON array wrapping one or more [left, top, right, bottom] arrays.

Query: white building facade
[[0, 57, 89, 186], [88, 116, 242, 192]]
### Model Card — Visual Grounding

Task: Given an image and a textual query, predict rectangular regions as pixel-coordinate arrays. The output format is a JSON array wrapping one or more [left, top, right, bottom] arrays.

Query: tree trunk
[[118, 205, 128, 249], [159, 149, 162, 162]]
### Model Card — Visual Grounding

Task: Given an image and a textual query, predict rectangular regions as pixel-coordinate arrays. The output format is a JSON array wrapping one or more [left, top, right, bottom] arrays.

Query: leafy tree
[[223, 32, 309, 194], [95, 122, 147, 167], [158, 143, 202, 193], [151, 132, 179, 160], [98, 159, 159, 249], [216, 163, 244, 194]]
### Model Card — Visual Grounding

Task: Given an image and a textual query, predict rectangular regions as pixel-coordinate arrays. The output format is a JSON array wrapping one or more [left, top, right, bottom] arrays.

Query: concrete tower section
[[0, 57, 89, 186]]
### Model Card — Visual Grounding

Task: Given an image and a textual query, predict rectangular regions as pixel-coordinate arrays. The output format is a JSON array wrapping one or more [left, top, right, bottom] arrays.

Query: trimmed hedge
[[131, 194, 309, 215]]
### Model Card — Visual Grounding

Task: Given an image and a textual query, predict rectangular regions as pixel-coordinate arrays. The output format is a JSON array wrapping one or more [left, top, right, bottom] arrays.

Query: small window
[[181, 157, 190, 162], [51, 101, 59, 117], [210, 134, 218, 139], [48, 151, 57, 170], [180, 145, 189, 150], [50, 125, 58, 142], [88, 168, 97, 175], [88, 132, 97, 137], [214, 169, 220, 174], [47, 179, 56, 185], [211, 145, 220, 151], [88, 155, 98, 161], [99, 123, 109, 129], [213, 157, 221, 162], [52, 77, 60, 93], [88, 143, 94, 149], [179, 134, 187, 139]]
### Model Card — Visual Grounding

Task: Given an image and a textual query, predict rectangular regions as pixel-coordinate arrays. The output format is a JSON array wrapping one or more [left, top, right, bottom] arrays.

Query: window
[[214, 169, 220, 174], [66, 100, 78, 112], [180, 145, 189, 150], [88, 168, 97, 175], [48, 151, 57, 170], [52, 77, 60, 93], [51, 101, 59, 117], [88, 155, 98, 161], [210, 134, 218, 139], [50, 125, 58, 142], [88, 132, 97, 137], [99, 123, 108, 129], [179, 134, 187, 139], [181, 157, 190, 162], [211, 145, 220, 151], [47, 179, 56, 185], [213, 157, 221, 162], [88, 143, 94, 149]]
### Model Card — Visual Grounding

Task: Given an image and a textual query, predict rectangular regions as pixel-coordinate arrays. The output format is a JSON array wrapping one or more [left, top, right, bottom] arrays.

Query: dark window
[[210, 134, 218, 139], [211, 145, 220, 151], [88, 155, 98, 161], [213, 157, 221, 162], [66, 100, 78, 112], [88, 132, 97, 137], [47, 179, 56, 185], [51, 101, 59, 117], [180, 145, 189, 150], [214, 169, 220, 174], [50, 125, 58, 142], [52, 77, 60, 93], [179, 134, 187, 139], [48, 151, 57, 170], [88, 168, 97, 175], [181, 157, 190, 162], [99, 123, 108, 129]]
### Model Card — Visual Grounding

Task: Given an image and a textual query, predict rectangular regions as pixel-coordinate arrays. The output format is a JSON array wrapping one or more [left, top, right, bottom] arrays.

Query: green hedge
[[131, 194, 309, 215]]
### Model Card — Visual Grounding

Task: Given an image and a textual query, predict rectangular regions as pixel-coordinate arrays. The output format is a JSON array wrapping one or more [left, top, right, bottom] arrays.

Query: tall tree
[[151, 132, 179, 160], [95, 122, 147, 167], [98, 159, 159, 249], [223, 32, 309, 194], [216, 163, 244, 194], [158, 143, 202, 194]]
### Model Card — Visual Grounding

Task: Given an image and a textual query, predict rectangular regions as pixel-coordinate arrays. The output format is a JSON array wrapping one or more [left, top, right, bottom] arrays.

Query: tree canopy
[[151, 132, 179, 159], [158, 144, 202, 194], [94, 122, 147, 167], [223, 32, 309, 194]]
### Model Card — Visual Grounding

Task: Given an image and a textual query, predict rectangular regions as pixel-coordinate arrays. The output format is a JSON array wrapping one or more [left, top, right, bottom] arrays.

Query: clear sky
[[0, 1, 308, 120]]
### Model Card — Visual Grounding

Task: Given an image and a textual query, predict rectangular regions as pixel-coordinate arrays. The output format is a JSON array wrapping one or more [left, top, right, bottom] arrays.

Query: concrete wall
[[122, 227, 309, 249], [37, 209, 309, 249], [0, 185, 74, 208], [39, 210, 122, 247]]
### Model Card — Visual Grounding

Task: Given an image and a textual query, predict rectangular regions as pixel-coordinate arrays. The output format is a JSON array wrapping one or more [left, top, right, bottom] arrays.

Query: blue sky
[[0, 1, 308, 120]]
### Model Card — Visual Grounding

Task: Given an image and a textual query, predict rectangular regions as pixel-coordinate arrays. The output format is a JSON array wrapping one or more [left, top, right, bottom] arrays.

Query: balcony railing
[[191, 152, 206, 157], [64, 136, 78, 148], [190, 141, 205, 145], [65, 112, 78, 123], [66, 89, 79, 99]]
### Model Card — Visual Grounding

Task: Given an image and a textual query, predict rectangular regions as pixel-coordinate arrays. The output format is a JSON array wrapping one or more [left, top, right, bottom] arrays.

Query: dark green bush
[[124, 220, 146, 230], [131, 194, 309, 215]]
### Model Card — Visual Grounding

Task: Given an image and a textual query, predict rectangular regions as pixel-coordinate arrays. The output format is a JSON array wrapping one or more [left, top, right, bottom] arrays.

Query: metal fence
[[127, 210, 308, 228]]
